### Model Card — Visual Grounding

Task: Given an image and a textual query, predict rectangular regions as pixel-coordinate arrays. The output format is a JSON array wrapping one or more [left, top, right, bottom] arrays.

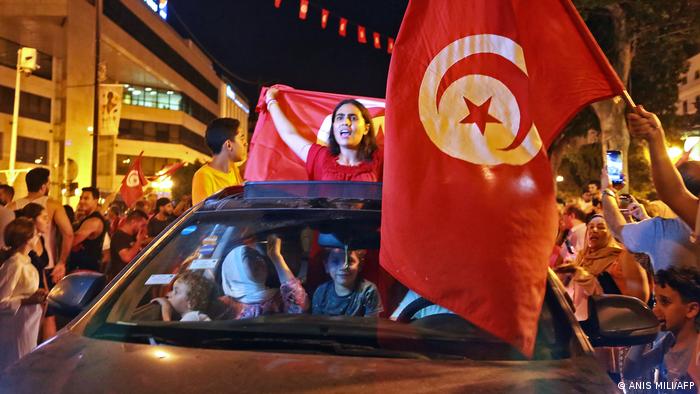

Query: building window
[[695, 96, 700, 112], [696, 70, 700, 80], [118, 118, 210, 156], [103, 0, 219, 103], [0, 38, 53, 80], [17, 136, 48, 164], [122, 84, 216, 125], [0, 86, 51, 122], [683, 101, 688, 114]]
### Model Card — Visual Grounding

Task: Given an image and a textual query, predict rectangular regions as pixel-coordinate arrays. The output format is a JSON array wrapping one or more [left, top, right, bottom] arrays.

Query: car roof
[[198, 181, 383, 212]]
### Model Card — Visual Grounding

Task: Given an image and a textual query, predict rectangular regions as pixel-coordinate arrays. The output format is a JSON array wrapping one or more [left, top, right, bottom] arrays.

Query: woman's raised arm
[[265, 88, 313, 163]]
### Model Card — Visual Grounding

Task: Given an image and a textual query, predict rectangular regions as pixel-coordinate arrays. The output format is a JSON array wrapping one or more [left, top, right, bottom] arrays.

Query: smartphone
[[618, 193, 632, 209], [606, 150, 623, 185]]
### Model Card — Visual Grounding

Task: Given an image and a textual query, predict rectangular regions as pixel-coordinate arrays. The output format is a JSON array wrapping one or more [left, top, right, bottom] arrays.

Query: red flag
[[119, 152, 148, 208], [338, 18, 347, 37], [298, 0, 308, 20], [381, 0, 624, 357], [357, 25, 367, 44], [245, 85, 385, 181], [373, 32, 381, 49], [321, 9, 329, 29]]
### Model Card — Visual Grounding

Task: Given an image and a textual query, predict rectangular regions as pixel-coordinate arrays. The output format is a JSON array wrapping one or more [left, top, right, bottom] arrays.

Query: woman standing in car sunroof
[[265, 87, 383, 182]]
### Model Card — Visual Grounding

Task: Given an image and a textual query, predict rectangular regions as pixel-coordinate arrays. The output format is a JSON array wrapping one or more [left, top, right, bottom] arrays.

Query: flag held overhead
[[246, 85, 385, 181]]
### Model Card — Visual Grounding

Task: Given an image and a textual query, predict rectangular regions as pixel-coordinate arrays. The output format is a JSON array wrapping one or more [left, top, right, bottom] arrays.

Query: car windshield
[[87, 205, 573, 361]]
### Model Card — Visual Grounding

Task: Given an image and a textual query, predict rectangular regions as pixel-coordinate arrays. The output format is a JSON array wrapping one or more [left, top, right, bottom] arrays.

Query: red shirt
[[305, 144, 383, 182]]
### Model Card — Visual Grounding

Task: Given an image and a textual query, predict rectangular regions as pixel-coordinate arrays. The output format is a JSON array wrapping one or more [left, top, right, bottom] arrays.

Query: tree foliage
[[552, 0, 700, 198]]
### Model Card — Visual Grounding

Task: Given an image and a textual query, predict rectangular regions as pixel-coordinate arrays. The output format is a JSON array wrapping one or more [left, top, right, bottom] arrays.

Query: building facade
[[678, 52, 700, 117], [0, 0, 249, 203]]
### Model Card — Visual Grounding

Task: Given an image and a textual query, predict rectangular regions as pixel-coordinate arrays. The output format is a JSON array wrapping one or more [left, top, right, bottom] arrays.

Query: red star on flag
[[459, 96, 501, 134]]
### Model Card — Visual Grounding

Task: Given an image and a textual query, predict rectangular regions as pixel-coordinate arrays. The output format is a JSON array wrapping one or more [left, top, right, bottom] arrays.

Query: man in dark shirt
[[68, 187, 106, 272], [147, 198, 175, 238], [108, 210, 148, 281]]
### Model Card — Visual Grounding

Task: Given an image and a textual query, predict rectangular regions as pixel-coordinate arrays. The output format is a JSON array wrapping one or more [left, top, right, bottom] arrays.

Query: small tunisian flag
[[381, 0, 624, 357], [245, 85, 385, 181], [119, 152, 148, 208]]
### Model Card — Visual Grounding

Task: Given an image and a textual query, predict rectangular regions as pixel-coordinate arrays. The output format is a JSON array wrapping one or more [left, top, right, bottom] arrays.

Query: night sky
[[168, 0, 408, 106]]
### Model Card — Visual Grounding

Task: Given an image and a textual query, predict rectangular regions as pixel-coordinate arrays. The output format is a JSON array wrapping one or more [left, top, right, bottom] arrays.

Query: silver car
[[0, 182, 658, 393]]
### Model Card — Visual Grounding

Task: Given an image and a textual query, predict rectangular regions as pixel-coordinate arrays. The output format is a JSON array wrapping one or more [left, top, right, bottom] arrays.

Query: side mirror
[[47, 271, 106, 317], [581, 295, 659, 347]]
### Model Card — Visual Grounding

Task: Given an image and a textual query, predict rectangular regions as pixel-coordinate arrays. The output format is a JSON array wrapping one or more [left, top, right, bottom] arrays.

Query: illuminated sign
[[143, 0, 168, 20], [226, 85, 250, 114]]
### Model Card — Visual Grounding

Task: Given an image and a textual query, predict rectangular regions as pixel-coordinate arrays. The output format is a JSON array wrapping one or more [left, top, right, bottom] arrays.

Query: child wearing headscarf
[[220, 235, 308, 319]]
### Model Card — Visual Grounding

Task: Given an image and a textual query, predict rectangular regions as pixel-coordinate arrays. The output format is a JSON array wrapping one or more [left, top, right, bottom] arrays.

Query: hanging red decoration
[[357, 25, 367, 44], [272, 3, 390, 54], [373, 32, 381, 49], [321, 9, 329, 29], [339, 17, 348, 37], [298, 0, 308, 20]]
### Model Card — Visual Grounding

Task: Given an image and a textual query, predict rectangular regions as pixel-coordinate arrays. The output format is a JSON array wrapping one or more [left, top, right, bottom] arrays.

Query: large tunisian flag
[[245, 85, 385, 181], [381, 0, 625, 356]]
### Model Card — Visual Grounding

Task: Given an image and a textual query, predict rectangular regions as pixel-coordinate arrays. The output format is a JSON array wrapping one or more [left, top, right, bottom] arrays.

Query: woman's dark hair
[[16, 202, 45, 221], [585, 213, 603, 224], [1, 217, 35, 260], [327, 99, 377, 162]]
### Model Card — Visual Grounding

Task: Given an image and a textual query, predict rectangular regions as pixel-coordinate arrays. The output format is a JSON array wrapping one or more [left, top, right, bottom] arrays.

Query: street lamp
[[7, 47, 39, 185]]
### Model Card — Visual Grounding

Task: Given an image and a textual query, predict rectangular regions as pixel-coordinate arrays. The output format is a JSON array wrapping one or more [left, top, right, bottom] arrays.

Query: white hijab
[[221, 245, 276, 304]]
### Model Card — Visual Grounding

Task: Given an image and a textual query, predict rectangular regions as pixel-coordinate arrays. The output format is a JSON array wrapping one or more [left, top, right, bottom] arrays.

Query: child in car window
[[312, 248, 383, 317], [152, 270, 213, 321], [219, 235, 308, 319]]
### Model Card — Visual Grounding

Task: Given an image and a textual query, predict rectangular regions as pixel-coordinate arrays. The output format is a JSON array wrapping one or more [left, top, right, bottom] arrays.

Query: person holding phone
[[600, 162, 700, 271]]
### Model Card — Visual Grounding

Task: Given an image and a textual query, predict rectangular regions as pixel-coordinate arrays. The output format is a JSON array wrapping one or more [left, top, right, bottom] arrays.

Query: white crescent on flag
[[419, 34, 542, 166], [126, 170, 141, 187]]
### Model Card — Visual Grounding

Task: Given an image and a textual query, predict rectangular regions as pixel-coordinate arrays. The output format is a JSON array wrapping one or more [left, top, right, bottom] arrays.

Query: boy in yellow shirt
[[192, 118, 247, 204]]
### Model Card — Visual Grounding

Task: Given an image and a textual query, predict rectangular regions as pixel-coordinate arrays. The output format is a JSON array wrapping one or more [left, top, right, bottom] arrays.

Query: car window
[[88, 208, 573, 361]]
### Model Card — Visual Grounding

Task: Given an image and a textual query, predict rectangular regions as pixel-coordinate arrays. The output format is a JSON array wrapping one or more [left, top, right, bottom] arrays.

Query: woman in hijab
[[557, 214, 649, 382], [220, 235, 308, 319], [560, 214, 649, 320]]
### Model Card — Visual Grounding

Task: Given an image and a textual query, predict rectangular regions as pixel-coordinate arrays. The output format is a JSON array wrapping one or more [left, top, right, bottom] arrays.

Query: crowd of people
[[1, 88, 700, 390], [0, 167, 192, 369], [550, 107, 700, 390]]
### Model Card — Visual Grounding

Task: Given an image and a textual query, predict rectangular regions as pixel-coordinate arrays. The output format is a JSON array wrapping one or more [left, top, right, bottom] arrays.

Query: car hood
[[1, 332, 617, 393]]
